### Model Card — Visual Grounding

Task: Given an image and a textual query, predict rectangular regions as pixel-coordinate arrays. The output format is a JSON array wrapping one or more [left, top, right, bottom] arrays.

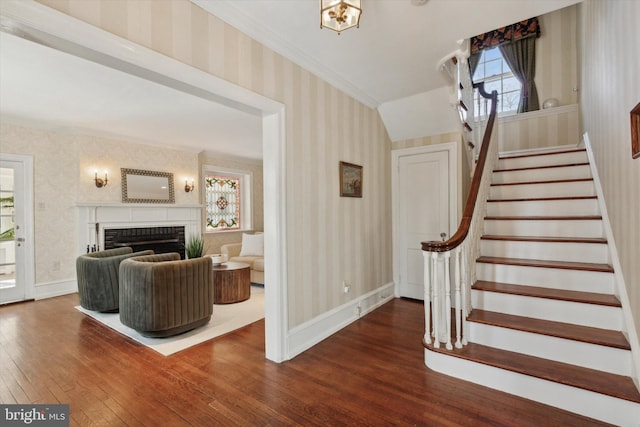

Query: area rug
[[75, 285, 264, 356]]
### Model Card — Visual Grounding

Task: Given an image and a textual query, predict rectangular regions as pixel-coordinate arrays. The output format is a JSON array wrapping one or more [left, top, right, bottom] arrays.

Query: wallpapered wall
[[198, 152, 264, 255], [36, 0, 393, 329], [536, 4, 578, 108], [578, 0, 640, 338], [0, 121, 199, 284]]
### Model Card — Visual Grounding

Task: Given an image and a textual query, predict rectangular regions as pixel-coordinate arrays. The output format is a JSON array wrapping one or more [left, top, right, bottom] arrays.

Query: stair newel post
[[431, 252, 440, 348], [454, 247, 462, 349], [423, 250, 432, 345], [444, 251, 453, 350]]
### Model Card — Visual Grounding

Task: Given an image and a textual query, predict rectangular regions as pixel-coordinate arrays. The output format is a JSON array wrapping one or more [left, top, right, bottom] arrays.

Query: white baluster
[[423, 250, 431, 345], [461, 244, 469, 345], [431, 252, 440, 348], [444, 251, 453, 350], [454, 247, 462, 349]]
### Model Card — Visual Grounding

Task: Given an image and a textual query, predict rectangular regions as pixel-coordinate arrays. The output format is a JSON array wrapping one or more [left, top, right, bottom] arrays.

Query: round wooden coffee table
[[212, 261, 251, 304]]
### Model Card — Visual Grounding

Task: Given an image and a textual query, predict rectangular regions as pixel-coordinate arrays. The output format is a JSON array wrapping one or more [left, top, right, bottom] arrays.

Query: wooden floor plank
[[468, 309, 630, 350], [473, 280, 621, 306], [0, 294, 611, 426]]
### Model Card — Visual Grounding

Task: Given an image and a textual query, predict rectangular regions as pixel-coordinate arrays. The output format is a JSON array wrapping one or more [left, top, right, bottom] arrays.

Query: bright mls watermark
[[1, 405, 69, 426]]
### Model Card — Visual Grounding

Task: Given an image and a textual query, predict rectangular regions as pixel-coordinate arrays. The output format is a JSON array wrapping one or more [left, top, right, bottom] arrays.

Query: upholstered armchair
[[119, 253, 214, 338], [76, 247, 154, 312]]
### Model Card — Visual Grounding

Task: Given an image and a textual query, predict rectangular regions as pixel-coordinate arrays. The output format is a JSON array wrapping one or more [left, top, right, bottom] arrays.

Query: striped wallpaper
[[498, 104, 580, 152], [578, 0, 640, 341], [536, 4, 579, 108], [35, 0, 393, 329]]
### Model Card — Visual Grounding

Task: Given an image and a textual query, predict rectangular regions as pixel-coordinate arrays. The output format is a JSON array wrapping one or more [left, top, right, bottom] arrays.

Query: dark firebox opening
[[104, 226, 186, 259]]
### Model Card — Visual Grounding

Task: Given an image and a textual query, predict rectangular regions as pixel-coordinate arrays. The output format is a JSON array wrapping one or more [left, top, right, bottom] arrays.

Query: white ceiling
[[0, 0, 581, 157], [195, 0, 582, 108], [0, 30, 264, 160]]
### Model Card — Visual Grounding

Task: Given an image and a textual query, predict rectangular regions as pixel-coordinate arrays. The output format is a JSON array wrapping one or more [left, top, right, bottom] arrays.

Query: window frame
[[202, 165, 253, 234], [472, 47, 521, 120]]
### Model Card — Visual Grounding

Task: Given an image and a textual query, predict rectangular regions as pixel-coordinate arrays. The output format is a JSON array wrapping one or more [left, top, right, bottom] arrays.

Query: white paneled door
[[397, 149, 451, 300]]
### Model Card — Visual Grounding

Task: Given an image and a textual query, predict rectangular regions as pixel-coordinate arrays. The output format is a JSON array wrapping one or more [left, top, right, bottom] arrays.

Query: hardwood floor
[[0, 294, 608, 426]]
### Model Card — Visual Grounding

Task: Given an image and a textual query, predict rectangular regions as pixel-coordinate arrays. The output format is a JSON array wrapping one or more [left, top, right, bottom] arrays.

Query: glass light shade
[[320, 0, 362, 34]]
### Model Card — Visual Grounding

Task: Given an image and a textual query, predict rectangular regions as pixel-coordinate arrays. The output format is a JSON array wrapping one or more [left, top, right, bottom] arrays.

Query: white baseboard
[[287, 282, 395, 359], [34, 279, 77, 300]]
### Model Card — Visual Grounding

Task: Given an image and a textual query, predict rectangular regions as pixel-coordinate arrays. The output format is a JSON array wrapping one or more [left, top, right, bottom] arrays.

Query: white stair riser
[[486, 198, 600, 216], [483, 219, 604, 238], [480, 240, 609, 264], [490, 181, 595, 199], [476, 263, 614, 294], [492, 165, 592, 184], [471, 290, 622, 330], [468, 322, 632, 376], [424, 350, 640, 426], [498, 151, 588, 170]]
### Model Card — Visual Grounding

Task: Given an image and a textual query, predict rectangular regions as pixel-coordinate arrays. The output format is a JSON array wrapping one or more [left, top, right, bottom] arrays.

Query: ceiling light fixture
[[320, 0, 362, 35]]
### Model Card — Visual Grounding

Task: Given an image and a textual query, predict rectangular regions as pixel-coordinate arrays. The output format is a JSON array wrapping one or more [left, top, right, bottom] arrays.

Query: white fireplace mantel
[[75, 202, 204, 254]]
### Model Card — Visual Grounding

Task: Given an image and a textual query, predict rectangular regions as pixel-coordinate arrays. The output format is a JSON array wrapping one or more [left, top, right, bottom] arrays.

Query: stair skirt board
[[483, 218, 604, 238], [467, 322, 632, 376], [480, 239, 609, 264], [491, 164, 592, 184], [424, 349, 640, 426], [470, 290, 622, 330], [489, 180, 596, 199], [476, 263, 614, 294]]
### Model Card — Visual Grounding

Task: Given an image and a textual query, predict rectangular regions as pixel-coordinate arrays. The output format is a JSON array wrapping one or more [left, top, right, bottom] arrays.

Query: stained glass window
[[205, 175, 240, 231]]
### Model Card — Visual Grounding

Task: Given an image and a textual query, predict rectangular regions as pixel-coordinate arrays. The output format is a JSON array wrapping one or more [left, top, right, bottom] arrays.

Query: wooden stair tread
[[468, 310, 630, 350], [499, 148, 586, 160], [476, 256, 614, 273], [487, 195, 597, 202], [424, 341, 640, 403], [473, 280, 621, 307], [494, 162, 590, 173], [481, 235, 607, 244], [491, 178, 593, 187], [485, 215, 602, 221]]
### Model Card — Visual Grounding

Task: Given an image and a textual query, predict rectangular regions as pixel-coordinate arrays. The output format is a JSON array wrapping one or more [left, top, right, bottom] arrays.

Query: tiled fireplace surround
[[76, 203, 203, 257]]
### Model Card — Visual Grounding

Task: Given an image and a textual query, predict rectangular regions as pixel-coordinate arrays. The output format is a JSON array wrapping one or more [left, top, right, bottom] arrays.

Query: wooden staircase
[[424, 146, 640, 425]]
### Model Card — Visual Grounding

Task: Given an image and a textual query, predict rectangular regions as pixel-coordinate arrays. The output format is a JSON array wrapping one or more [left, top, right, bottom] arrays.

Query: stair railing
[[421, 84, 498, 350]]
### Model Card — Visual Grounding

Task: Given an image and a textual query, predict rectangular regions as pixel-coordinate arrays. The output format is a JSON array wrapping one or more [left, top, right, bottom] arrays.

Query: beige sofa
[[220, 242, 264, 285]]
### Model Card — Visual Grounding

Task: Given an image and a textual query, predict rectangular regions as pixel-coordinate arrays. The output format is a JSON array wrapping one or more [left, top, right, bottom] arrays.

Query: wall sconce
[[184, 178, 195, 193], [94, 170, 108, 188]]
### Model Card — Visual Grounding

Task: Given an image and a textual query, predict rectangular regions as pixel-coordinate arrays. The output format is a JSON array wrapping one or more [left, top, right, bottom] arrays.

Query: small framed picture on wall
[[631, 102, 640, 159], [339, 161, 362, 198]]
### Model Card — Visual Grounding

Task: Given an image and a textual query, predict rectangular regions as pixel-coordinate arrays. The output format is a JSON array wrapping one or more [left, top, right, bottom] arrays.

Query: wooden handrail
[[422, 83, 498, 252]]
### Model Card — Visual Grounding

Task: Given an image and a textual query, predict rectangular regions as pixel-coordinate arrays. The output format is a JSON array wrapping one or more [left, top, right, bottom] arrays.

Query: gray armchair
[[76, 247, 154, 312], [119, 253, 214, 337]]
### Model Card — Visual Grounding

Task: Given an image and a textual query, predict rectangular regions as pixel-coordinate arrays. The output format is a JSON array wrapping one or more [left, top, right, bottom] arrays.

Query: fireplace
[[104, 226, 186, 259]]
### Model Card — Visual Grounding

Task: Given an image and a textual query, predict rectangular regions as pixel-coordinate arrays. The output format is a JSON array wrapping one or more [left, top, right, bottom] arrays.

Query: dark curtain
[[498, 36, 540, 112], [468, 51, 482, 82]]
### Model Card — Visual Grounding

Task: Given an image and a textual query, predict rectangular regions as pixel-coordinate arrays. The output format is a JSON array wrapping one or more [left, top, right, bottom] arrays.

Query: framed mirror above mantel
[[121, 168, 175, 203]]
